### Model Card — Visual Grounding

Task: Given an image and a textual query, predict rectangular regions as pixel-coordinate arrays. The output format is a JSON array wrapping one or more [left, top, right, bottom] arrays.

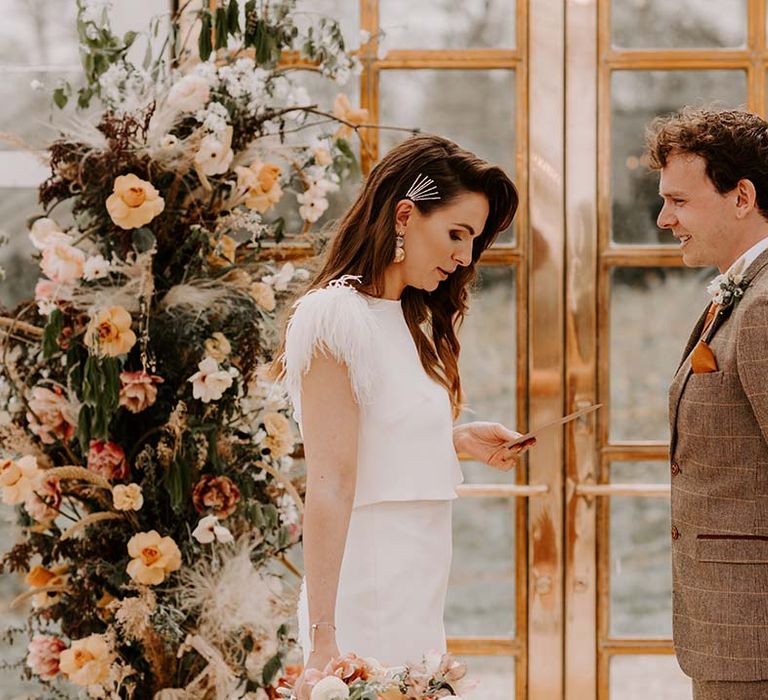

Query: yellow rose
[[250, 282, 276, 311], [106, 173, 165, 230], [0, 455, 40, 505], [235, 161, 283, 213], [84, 305, 137, 358], [126, 530, 182, 585], [112, 483, 144, 511], [333, 93, 369, 140], [204, 332, 232, 362], [59, 633, 112, 687], [207, 234, 238, 267]]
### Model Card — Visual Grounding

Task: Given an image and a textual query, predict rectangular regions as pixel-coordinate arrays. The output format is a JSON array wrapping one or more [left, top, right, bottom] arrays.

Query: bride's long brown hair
[[279, 134, 518, 416]]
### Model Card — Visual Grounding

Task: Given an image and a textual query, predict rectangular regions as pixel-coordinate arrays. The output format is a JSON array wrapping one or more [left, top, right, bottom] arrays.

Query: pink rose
[[324, 652, 371, 683], [26, 386, 77, 445], [87, 440, 129, 480], [24, 475, 62, 522], [27, 634, 66, 680], [41, 243, 85, 284], [119, 370, 164, 413]]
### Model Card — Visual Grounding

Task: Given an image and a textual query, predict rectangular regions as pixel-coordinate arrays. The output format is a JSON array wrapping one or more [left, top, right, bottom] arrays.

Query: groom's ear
[[734, 178, 758, 218]]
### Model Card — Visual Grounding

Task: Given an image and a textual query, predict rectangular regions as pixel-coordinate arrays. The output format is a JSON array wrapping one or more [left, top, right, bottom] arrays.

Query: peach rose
[[250, 282, 276, 311], [262, 412, 295, 458], [0, 456, 41, 505], [106, 173, 165, 229], [119, 370, 163, 413], [41, 243, 86, 284], [332, 93, 369, 140], [59, 633, 112, 687], [26, 385, 77, 444], [85, 305, 137, 357], [26, 634, 66, 680], [25, 474, 62, 522], [126, 530, 182, 585], [191, 474, 240, 517], [188, 356, 233, 403], [235, 160, 283, 213], [29, 218, 73, 250], [87, 440, 129, 480]]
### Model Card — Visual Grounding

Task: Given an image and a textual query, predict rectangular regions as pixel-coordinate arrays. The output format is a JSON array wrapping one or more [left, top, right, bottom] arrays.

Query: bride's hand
[[453, 421, 536, 471], [292, 643, 340, 700]]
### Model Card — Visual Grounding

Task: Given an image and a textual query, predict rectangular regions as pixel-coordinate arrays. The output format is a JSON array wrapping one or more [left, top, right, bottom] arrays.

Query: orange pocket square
[[691, 339, 719, 373]]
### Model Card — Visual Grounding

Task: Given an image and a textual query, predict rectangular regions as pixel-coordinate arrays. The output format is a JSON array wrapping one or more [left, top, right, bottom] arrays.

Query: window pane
[[295, 0, 360, 48], [461, 656, 515, 699], [611, 0, 746, 49], [0, 188, 43, 311], [380, 0, 515, 50], [610, 266, 712, 441], [610, 655, 691, 699], [611, 461, 669, 485], [611, 70, 746, 244], [0, 1, 79, 66], [610, 487, 672, 636], [379, 69, 517, 243]]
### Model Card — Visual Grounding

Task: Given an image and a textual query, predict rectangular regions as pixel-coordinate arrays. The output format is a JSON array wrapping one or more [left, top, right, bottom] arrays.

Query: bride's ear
[[394, 199, 415, 232]]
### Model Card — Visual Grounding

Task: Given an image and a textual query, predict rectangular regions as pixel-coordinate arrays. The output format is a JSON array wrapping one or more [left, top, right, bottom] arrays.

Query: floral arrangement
[[706, 264, 750, 308], [0, 1, 385, 697], [280, 652, 475, 700]]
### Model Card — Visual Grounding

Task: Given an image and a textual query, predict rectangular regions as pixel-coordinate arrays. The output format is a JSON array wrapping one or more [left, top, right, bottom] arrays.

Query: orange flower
[[26, 565, 56, 588], [235, 160, 283, 213], [333, 93, 369, 140], [59, 634, 112, 687], [126, 530, 182, 585], [106, 173, 165, 229], [85, 305, 137, 357]]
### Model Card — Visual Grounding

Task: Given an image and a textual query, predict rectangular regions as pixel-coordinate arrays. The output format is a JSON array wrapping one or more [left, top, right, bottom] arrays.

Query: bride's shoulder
[[283, 275, 379, 403]]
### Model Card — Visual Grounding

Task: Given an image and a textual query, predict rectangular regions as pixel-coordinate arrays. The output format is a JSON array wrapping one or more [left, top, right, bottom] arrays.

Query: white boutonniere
[[706, 263, 749, 308]]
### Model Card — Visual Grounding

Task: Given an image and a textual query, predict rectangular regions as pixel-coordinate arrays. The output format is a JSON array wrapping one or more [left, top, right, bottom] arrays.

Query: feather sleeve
[[282, 278, 379, 415]]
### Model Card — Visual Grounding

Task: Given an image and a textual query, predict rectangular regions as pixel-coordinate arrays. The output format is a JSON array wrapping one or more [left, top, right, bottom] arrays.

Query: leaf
[[227, 0, 240, 34], [198, 10, 213, 61], [132, 227, 156, 253], [42, 308, 63, 358], [165, 458, 184, 512], [142, 40, 153, 71], [261, 653, 282, 687], [214, 7, 228, 50], [52, 87, 68, 110], [76, 404, 92, 455], [123, 31, 138, 48]]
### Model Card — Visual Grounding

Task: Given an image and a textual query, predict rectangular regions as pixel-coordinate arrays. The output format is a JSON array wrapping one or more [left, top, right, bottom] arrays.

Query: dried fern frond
[[45, 466, 113, 491], [60, 511, 122, 540]]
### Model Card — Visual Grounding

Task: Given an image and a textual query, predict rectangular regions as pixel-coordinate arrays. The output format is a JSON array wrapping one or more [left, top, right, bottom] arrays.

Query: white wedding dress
[[283, 277, 463, 667]]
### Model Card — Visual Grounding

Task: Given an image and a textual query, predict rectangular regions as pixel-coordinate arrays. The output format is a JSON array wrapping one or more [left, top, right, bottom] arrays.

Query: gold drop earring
[[393, 227, 405, 263]]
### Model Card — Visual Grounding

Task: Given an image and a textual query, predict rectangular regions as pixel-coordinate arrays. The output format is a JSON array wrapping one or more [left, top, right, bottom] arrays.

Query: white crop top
[[282, 277, 463, 508]]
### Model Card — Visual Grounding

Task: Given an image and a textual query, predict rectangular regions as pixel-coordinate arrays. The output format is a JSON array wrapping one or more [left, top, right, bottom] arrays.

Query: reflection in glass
[[610, 492, 672, 637], [0, 188, 45, 310], [380, 70, 516, 243], [610, 266, 712, 441], [447, 496, 515, 636], [380, 0, 515, 50], [610, 655, 691, 699], [611, 70, 746, 244], [461, 656, 515, 699], [611, 0, 746, 49]]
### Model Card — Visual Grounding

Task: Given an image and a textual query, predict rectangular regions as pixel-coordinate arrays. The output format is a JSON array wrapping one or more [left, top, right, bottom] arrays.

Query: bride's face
[[396, 191, 489, 292]]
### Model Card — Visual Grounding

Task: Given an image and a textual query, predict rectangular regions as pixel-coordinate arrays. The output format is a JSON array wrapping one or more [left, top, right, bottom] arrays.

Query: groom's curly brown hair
[[646, 107, 768, 220]]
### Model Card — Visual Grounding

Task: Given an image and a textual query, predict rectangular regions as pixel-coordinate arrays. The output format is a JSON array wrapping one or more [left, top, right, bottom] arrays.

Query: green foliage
[[42, 308, 63, 358]]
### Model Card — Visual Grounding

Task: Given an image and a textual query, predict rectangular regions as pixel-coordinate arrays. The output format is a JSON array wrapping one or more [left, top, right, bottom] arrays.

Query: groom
[[647, 107, 768, 700]]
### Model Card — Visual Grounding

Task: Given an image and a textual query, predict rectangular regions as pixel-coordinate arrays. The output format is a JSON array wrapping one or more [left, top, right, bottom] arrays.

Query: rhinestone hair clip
[[405, 173, 441, 202]]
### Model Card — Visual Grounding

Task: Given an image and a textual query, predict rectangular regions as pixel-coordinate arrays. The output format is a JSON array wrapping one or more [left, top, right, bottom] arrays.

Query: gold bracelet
[[310, 621, 336, 653]]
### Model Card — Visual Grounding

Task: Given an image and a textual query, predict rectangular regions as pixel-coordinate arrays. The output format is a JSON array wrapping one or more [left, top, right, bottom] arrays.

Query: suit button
[[671, 462, 680, 476], [671, 525, 680, 540]]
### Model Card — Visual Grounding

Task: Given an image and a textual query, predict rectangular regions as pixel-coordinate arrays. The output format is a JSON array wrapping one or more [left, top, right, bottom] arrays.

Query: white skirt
[[297, 499, 453, 667]]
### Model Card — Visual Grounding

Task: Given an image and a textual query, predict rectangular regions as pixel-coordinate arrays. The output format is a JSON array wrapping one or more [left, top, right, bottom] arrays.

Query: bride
[[278, 134, 534, 698]]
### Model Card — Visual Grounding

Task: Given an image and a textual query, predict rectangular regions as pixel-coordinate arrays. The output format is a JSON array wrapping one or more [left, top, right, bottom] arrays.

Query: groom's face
[[657, 152, 735, 270]]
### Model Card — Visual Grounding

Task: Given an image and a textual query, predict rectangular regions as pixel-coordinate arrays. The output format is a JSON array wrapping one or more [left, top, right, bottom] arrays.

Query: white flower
[[160, 134, 179, 150], [262, 262, 298, 291], [112, 483, 144, 511], [188, 356, 234, 403], [192, 514, 234, 544], [29, 218, 72, 250], [167, 74, 210, 113], [195, 101, 229, 137], [194, 132, 234, 176], [297, 192, 329, 223], [41, 244, 86, 284], [310, 676, 349, 700], [83, 255, 111, 281]]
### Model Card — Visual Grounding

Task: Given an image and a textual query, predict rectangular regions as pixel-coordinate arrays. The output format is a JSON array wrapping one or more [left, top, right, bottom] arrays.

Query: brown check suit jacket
[[669, 247, 768, 681]]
